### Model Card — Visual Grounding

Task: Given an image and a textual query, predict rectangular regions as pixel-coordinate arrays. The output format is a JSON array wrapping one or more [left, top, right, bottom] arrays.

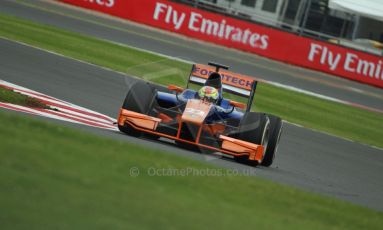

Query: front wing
[[118, 108, 265, 164]]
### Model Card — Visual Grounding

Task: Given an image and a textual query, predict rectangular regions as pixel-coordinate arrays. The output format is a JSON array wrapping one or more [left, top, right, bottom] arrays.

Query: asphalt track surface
[[1, 0, 383, 112]]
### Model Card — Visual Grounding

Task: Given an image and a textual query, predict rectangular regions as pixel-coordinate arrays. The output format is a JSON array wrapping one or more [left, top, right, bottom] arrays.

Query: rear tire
[[261, 115, 283, 167], [118, 81, 157, 137], [233, 112, 270, 166]]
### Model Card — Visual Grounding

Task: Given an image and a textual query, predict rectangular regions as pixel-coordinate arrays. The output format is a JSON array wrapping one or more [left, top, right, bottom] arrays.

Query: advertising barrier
[[58, 0, 383, 88]]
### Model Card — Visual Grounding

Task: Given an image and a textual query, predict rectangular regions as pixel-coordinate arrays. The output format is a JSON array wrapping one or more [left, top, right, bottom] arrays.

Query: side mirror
[[229, 100, 246, 110], [168, 84, 184, 93]]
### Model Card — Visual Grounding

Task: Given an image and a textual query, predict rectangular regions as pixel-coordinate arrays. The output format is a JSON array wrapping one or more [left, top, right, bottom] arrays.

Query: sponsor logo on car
[[192, 65, 254, 90], [185, 108, 205, 117]]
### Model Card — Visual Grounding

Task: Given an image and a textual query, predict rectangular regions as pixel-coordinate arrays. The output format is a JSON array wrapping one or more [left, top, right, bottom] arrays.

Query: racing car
[[117, 62, 283, 166]]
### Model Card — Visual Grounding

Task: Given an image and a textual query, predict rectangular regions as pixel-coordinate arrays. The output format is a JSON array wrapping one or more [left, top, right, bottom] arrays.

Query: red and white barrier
[[58, 0, 383, 88], [0, 80, 117, 130]]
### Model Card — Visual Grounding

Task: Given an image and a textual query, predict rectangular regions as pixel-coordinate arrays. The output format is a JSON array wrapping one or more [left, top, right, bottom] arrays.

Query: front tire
[[118, 81, 157, 137], [261, 115, 283, 167], [233, 112, 270, 166]]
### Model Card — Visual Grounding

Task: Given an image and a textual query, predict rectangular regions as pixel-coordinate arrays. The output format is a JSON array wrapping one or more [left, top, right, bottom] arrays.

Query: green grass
[[0, 87, 49, 109], [0, 111, 382, 229], [0, 13, 382, 148]]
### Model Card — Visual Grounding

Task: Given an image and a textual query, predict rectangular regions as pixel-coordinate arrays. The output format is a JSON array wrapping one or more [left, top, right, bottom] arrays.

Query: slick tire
[[118, 81, 156, 137], [261, 115, 283, 167], [233, 112, 270, 166]]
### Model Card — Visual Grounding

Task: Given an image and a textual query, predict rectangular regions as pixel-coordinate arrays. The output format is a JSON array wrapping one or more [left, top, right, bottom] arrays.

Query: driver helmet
[[198, 86, 219, 103]]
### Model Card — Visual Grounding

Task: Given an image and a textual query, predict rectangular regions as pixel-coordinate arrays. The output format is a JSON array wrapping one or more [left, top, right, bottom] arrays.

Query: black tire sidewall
[[234, 112, 270, 166], [237, 113, 269, 144], [261, 115, 283, 166]]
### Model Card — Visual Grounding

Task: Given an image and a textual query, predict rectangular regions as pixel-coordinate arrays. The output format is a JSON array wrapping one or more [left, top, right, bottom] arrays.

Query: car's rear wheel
[[233, 112, 270, 166], [118, 81, 157, 137], [261, 115, 283, 167]]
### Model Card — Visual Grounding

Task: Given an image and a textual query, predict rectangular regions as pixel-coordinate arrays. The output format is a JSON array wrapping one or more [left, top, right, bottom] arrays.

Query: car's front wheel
[[261, 115, 283, 167], [118, 81, 157, 137], [232, 112, 270, 166]]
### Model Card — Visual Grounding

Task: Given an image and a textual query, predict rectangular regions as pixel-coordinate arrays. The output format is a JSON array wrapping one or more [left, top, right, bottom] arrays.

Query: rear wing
[[187, 63, 257, 111]]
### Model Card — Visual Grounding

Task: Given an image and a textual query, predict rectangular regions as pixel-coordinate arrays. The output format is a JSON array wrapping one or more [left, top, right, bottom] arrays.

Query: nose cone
[[182, 99, 212, 125]]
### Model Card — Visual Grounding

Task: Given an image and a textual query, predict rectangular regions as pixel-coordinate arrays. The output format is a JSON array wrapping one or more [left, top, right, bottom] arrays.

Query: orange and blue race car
[[117, 62, 283, 166]]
